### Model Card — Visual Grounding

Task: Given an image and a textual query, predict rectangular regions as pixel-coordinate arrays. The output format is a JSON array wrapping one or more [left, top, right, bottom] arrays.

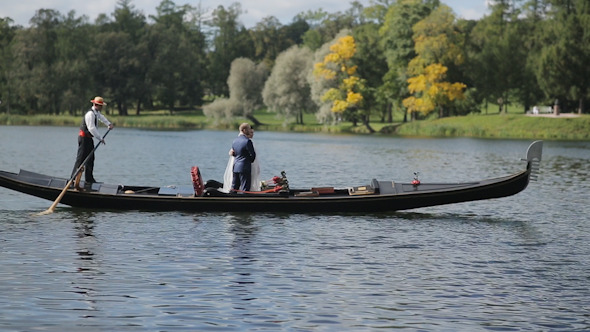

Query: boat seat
[[97, 183, 120, 195], [371, 179, 379, 193], [377, 181, 396, 194], [158, 185, 196, 197], [49, 178, 67, 188]]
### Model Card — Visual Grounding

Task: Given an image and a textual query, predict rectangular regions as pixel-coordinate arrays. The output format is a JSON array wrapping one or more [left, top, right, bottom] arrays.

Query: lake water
[[1, 126, 589, 331]]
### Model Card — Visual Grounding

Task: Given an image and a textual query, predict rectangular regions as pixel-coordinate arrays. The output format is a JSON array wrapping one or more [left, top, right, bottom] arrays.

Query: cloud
[[458, 8, 487, 20]]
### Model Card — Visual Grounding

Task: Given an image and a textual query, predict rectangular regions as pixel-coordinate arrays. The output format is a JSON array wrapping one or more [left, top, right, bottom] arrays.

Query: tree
[[536, 0, 590, 113], [144, 0, 206, 113], [0, 18, 17, 114], [281, 18, 309, 46], [204, 58, 269, 125], [353, 22, 388, 122], [54, 12, 92, 115], [91, 31, 140, 116], [469, 1, 530, 114], [299, 8, 360, 51], [313, 34, 370, 131], [227, 58, 269, 125], [405, 4, 466, 117], [249, 16, 289, 65], [379, 0, 439, 122], [109, 0, 151, 115], [11, 9, 63, 114], [206, 3, 253, 97], [403, 63, 466, 116], [262, 45, 316, 124], [202, 97, 241, 123]]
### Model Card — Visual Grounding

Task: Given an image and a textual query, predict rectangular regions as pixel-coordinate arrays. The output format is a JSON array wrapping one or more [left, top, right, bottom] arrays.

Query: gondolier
[[71, 96, 114, 183]]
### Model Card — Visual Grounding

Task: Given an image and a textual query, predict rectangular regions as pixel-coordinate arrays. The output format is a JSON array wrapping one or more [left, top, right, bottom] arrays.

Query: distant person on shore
[[71, 96, 113, 184], [225, 123, 257, 193]]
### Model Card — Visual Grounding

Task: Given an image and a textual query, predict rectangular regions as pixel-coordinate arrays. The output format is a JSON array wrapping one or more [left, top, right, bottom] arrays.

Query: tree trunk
[[117, 101, 128, 116], [387, 102, 393, 123], [246, 114, 262, 126], [363, 116, 376, 133]]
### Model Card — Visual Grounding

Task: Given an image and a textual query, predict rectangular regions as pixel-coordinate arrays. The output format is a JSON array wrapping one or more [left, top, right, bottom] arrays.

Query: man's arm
[[247, 140, 256, 162]]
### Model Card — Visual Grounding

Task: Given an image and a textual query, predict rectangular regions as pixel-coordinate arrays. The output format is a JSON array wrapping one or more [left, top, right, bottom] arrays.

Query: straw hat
[[90, 96, 107, 106]]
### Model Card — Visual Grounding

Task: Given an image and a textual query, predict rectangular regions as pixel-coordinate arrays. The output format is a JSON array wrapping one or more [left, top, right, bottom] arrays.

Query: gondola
[[0, 141, 542, 213]]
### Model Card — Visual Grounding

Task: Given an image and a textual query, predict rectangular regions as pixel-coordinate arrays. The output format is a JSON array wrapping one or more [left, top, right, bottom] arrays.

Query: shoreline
[[2, 112, 589, 141]]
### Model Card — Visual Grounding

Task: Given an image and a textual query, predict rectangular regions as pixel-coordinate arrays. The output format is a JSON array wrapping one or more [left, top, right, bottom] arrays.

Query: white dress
[[222, 141, 260, 193]]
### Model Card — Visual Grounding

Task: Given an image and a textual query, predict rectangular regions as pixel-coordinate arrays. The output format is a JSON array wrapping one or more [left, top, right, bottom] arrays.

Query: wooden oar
[[36, 129, 111, 216]]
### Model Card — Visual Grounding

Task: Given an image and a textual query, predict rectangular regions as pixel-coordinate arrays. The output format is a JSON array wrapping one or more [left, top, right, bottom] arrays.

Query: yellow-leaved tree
[[403, 4, 467, 118], [403, 63, 466, 116], [313, 35, 370, 130]]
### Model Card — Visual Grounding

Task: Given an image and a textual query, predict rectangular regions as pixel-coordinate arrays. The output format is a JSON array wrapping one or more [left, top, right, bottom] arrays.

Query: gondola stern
[[523, 140, 542, 181]]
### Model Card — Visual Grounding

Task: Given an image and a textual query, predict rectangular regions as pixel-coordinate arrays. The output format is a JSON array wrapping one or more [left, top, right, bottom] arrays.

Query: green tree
[[353, 22, 388, 122], [363, 0, 395, 24], [11, 9, 63, 114], [262, 45, 316, 124], [207, 3, 253, 97], [91, 30, 138, 115], [250, 16, 288, 65], [536, 0, 590, 113], [469, 1, 529, 114], [299, 8, 359, 51], [0, 18, 17, 114], [144, 0, 206, 113], [298, 9, 330, 50], [110, 0, 150, 115], [54, 12, 92, 115], [281, 18, 309, 46]]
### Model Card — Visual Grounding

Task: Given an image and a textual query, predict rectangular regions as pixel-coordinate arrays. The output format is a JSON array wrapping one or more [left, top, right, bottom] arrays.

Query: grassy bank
[[394, 113, 590, 140], [1, 111, 589, 141]]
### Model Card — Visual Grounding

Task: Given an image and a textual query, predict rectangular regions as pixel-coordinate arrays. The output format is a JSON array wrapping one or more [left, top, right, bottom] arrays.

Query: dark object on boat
[[0, 141, 542, 213]]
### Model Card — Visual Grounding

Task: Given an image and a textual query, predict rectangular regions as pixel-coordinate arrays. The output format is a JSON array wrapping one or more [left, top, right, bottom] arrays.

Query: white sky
[[0, 0, 489, 28]]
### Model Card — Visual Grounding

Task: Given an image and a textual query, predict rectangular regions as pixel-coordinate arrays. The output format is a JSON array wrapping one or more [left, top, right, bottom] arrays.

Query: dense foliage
[[0, 0, 588, 127]]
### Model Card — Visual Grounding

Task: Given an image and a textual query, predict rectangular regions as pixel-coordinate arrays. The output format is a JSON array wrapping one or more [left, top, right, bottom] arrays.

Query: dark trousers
[[232, 172, 251, 192], [72, 136, 96, 182]]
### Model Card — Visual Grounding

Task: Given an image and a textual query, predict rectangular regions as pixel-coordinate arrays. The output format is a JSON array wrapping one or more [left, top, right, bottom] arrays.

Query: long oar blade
[[36, 178, 75, 215]]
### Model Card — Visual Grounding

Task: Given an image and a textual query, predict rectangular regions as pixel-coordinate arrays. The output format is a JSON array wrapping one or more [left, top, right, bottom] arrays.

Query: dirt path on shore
[[526, 113, 581, 118]]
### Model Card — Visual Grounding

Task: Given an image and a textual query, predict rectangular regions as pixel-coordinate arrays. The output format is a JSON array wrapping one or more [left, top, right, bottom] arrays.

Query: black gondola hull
[[0, 141, 542, 213]]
